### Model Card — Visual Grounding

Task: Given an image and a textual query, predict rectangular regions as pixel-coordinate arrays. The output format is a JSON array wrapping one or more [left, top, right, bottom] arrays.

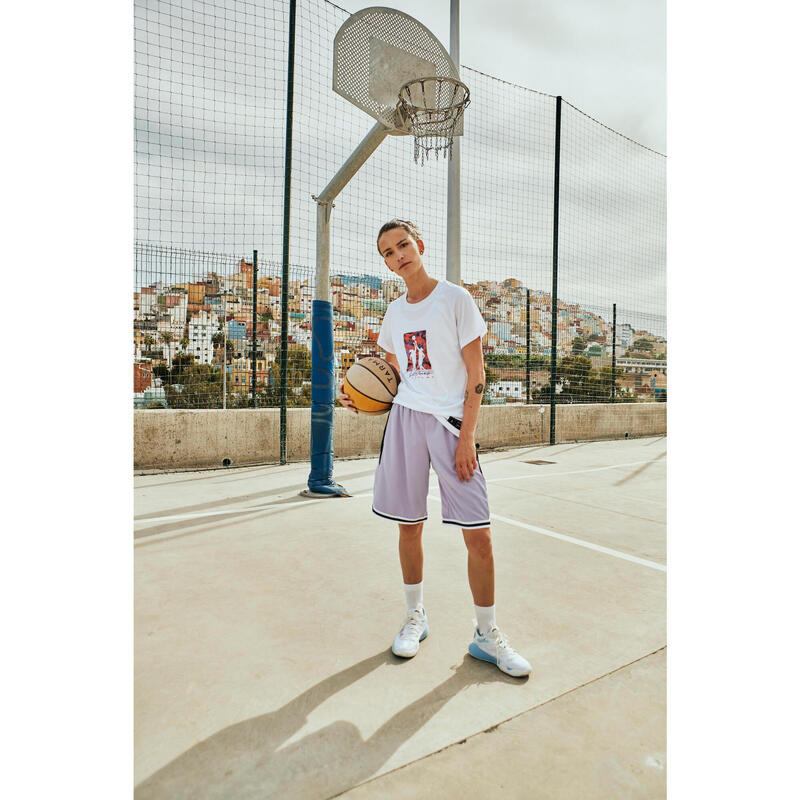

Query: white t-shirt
[[378, 280, 487, 435]]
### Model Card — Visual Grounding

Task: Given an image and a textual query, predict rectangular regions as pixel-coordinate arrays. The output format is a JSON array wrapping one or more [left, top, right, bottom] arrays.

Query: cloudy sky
[[135, 0, 665, 335], [343, 0, 666, 153]]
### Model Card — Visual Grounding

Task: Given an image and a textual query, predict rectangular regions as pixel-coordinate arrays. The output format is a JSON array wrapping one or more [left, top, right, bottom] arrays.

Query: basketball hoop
[[396, 76, 470, 165]]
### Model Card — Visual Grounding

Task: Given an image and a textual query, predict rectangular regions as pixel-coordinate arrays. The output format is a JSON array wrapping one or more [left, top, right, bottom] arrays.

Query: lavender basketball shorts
[[372, 403, 491, 529]]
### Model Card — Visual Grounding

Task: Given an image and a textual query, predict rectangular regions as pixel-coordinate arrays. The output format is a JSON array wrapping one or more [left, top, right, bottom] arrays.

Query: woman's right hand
[[338, 383, 358, 414]]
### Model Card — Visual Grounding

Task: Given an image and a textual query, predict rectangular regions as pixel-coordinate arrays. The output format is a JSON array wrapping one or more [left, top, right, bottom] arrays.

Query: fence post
[[525, 287, 531, 404], [549, 96, 562, 445], [223, 289, 227, 409], [611, 302, 617, 402], [280, 0, 296, 465], [251, 249, 258, 408]]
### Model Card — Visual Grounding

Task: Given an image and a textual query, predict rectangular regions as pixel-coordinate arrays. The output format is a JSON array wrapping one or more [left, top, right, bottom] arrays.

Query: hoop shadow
[[135, 649, 523, 799]]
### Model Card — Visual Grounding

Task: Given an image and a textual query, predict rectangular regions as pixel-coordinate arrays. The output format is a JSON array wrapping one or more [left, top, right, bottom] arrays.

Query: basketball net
[[396, 77, 470, 166]]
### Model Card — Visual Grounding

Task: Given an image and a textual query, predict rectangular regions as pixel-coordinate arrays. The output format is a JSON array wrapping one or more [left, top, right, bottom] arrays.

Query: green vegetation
[[147, 344, 650, 409], [571, 336, 587, 355], [484, 353, 549, 371], [482, 364, 498, 405]]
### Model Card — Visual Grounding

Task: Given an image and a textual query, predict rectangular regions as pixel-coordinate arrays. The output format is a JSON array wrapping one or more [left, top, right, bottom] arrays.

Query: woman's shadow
[[136, 648, 526, 799]]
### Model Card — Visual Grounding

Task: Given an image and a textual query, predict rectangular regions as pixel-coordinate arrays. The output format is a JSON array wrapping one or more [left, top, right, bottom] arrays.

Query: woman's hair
[[376, 219, 422, 254]]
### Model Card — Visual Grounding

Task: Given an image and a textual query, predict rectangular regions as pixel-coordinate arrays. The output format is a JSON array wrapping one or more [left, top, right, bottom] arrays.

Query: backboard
[[333, 6, 464, 136]]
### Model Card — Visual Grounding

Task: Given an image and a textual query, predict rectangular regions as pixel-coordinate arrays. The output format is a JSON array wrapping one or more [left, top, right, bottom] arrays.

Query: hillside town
[[134, 257, 667, 407]]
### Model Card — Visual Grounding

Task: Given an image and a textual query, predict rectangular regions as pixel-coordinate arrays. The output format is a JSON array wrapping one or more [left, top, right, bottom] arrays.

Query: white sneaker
[[391, 606, 429, 658], [468, 622, 531, 677]]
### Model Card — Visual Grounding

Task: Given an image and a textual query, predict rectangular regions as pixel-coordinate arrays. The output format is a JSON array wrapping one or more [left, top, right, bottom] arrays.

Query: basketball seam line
[[347, 362, 395, 404], [353, 360, 397, 389]]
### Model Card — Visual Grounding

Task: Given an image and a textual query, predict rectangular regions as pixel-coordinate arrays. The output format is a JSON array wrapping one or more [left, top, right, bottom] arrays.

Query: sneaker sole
[[468, 642, 530, 677], [392, 626, 428, 658]]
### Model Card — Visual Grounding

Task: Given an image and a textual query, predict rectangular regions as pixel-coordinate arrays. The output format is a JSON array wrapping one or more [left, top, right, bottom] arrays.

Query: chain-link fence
[[134, 0, 666, 447]]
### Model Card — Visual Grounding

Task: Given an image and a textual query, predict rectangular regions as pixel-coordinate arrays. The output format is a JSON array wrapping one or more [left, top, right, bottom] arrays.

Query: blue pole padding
[[308, 300, 349, 495]]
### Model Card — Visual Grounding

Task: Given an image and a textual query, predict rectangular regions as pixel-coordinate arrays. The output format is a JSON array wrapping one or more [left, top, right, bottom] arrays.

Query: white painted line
[[424, 491, 664, 571], [134, 459, 664, 526], [134, 492, 373, 526], [486, 459, 665, 484], [135, 461, 666, 571], [489, 512, 666, 572]]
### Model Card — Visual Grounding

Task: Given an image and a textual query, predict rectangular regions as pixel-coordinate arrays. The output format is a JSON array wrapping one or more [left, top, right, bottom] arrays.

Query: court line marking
[[134, 493, 374, 526], [135, 488, 664, 571], [485, 459, 665, 483], [134, 460, 664, 526], [420, 492, 666, 572], [489, 513, 666, 571]]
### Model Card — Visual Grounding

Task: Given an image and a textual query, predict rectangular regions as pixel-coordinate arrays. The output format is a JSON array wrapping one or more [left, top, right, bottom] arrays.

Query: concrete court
[[134, 435, 667, 799]]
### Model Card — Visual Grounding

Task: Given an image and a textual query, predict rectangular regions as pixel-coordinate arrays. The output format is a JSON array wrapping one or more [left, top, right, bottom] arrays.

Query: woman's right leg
[[393, 521, 428, 657], [398, 522, 424, 584]]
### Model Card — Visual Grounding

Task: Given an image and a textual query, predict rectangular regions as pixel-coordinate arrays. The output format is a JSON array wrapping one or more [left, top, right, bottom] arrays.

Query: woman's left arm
[[454, 336, 485, 482]]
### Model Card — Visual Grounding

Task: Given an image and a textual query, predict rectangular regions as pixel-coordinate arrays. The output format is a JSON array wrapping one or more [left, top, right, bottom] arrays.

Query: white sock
[[403, 581, 423, 613], [475, 604, 496, 635]]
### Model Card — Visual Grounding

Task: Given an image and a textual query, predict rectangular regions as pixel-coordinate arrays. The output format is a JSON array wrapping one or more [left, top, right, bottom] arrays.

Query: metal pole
[[280, 0, 297, 464], [307, 121, 390, 496], [313, 122, 389, 305], [525, 288, 531, 404], [446, 0, 461, 285], [549, 96, 562, 446], [222, 290, 227, 409], [251, 249, 258, 408], [611, 302, 617, 403]]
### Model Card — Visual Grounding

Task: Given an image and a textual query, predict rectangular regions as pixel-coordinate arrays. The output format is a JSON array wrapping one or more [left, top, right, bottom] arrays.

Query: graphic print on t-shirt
[[403, 330, 433, 376]]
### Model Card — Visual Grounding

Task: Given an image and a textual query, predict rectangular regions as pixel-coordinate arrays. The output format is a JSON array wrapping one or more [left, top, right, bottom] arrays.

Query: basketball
[[342, 356, 399, 415]]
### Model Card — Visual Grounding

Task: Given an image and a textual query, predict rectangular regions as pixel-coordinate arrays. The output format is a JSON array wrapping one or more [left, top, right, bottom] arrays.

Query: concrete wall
[[134, 403, 666, 472]]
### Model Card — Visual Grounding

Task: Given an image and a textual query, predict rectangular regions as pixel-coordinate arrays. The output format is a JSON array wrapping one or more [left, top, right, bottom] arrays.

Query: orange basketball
[[343, 356, 399, 415]]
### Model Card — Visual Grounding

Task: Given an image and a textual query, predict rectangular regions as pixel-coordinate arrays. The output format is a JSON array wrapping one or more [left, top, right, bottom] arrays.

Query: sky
[[134, 0, 666, 336], [342, 0, 666, 154]]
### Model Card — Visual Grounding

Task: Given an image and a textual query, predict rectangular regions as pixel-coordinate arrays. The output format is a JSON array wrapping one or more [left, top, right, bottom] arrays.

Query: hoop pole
[[315, 121, 389, 303], [446, 0, 461, 285], [308, 122, 389, 495]]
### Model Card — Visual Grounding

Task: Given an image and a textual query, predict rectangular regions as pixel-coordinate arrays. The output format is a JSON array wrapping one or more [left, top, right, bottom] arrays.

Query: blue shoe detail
[[468, 641, 497, 665], [419, 625, 429, 641]]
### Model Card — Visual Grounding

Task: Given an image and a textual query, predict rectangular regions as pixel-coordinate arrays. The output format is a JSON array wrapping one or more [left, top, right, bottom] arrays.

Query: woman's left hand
[[454, 437, 477, 482]]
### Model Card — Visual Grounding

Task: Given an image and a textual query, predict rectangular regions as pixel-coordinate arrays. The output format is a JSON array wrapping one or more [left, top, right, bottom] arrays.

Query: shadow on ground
[[135, 650, 524, 800]]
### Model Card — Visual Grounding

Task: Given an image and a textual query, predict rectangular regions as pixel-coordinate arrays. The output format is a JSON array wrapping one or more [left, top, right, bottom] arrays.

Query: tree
[[482, 364, 498, 405], [633, 338, 653, 351], [485, 353, 548, 371], [597, 365, 621, 401], [159, 331, 175, 366], [152, 363, 170, 384], [571, 336, 587, 355], [259, 345, 313, 407], [557, 355, 625, 403], [164, 362, 224, 408], [169, 352, 195, 385]]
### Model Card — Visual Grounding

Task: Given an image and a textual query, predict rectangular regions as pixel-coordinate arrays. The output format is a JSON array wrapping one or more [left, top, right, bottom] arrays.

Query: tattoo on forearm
[[474, 383, 484, 394], [464, 389, 469, 403]]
